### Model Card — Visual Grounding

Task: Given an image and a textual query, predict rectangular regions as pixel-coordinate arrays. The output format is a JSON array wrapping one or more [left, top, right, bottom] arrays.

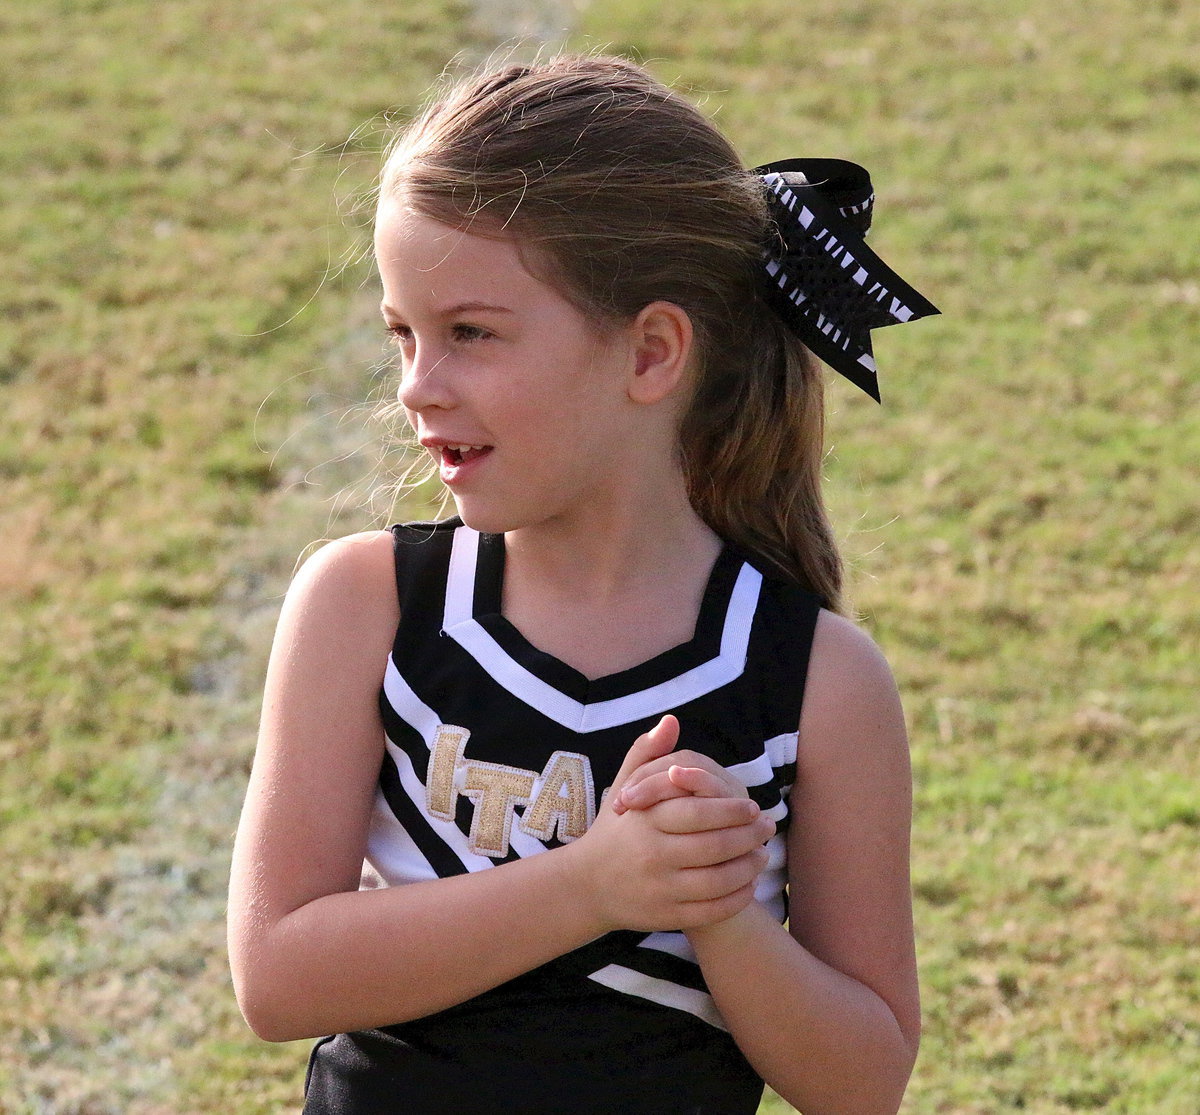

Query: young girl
[[229, 53, 937, 1114]]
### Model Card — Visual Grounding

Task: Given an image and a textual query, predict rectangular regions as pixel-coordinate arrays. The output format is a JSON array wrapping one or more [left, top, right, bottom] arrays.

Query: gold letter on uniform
[[426, 724, 470, 820], [462, 762, 536, 858], [520, 751, 595, 843]]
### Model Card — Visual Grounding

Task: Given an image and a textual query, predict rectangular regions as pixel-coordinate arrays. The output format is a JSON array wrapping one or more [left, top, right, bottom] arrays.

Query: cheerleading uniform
[[302, 519, 822, 1114]]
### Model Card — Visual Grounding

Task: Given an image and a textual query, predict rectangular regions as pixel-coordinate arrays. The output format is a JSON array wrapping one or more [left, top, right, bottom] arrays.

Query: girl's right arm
[[227, 534, 770, 1042]]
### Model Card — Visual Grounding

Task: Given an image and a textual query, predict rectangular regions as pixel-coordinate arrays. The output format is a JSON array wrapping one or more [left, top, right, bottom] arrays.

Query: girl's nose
[[397, 347, 454, 412]]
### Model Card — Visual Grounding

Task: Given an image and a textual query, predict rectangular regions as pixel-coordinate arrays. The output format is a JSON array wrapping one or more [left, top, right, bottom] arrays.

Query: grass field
[[2, 1, 1197, 1112]]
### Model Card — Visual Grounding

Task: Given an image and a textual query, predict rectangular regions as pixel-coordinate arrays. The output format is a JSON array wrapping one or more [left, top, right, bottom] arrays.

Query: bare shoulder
[[799, 608, 907, 766], [269, 529, 400, 695], [808, 608, 899, 697], [289, 529, 397, 599], [283, 528, 397, 621]]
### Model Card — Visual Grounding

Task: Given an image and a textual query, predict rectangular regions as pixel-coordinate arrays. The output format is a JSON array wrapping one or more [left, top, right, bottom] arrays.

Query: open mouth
[[442, 444, 491, 467]]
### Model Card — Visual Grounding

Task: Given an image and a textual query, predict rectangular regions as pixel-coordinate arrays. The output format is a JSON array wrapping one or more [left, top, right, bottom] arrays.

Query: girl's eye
[[386, 323, 413, 346], [452, 324, 492, 343]]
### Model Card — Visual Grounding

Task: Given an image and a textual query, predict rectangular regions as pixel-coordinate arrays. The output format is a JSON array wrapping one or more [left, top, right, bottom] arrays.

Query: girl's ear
[[625, 301, 694, 405]]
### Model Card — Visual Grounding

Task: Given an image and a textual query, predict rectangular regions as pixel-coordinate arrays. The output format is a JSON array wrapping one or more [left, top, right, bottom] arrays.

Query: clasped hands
[[570, 715, 774, 934]]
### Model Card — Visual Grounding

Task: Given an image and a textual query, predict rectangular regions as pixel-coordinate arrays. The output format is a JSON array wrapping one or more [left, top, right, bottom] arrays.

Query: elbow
[[235, 977, 314, 1044], [231, 945, 319, 1043], [771, 1028, 919, 1115], [883, 1017, 920, 1114], [870, 1032, 922, 1115], [856, 1029, 919, 1115], [242, 1010, 293, 1045], [855, 1001, 920, 1115], [234, 970, 291, 1043]]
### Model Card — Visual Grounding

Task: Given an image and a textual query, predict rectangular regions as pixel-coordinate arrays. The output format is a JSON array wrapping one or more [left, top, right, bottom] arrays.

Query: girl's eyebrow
[[380, 300, 515, 318]]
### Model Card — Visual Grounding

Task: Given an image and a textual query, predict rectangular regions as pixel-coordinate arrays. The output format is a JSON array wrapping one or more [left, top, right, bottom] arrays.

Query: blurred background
[[1, 1, 1196, 1111]]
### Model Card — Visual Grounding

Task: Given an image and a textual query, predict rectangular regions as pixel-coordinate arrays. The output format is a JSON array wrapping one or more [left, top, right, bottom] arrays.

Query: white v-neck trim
[[440, 525, 761, 733]]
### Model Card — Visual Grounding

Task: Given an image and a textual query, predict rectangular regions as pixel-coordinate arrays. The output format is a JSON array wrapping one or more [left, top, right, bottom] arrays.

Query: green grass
[[3, 0, 1199, 1111]]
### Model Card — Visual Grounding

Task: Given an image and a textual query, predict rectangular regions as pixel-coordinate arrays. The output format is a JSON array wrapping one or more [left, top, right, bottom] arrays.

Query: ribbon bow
[[755, 158, 939, 401]]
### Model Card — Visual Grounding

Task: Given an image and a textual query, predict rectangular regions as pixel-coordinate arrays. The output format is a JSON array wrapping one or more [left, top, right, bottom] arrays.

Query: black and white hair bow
[[755, 158, 939, 401]]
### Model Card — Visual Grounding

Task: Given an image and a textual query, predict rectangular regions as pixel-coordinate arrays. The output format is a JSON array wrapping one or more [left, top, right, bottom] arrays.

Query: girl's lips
[[443, 445, 489, 466], [438, 443, 493, 483]]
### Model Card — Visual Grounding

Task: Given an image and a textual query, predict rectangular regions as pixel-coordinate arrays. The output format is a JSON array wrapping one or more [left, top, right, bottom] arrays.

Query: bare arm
[[683, 610, 919, 1115], [227, 538, 771, 1041]]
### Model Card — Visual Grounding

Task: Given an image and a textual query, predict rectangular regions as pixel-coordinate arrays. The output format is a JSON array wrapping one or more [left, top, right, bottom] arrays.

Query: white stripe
[[441, 527, 763, 733], [587, 965, 728, 1031], [383, 655, 443, 738], [441, 620, 589, 728], [726, 751, 773, 789], [443, 524, 479, 627], [365, 787, 439, 885], [763, 798, 789, 824], [755, 864, 788, 905], [765, 731, 799, 768], [638, 931, 696, 963], [763, 796, 792, 820]]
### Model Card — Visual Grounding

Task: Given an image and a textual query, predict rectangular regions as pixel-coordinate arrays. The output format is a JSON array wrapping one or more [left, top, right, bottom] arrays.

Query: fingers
[[678, 844, 771, 901], [658, 811, 776, 866], [651, 795, 772, 840], [612, 769, 691, 814], [618, 765, 737, 814], [676, 877, 761, 930], [617, 748, 747, 808], [570, 777, 773, 934], [667, 764, 730, 797], [609, 715, 679, 800]]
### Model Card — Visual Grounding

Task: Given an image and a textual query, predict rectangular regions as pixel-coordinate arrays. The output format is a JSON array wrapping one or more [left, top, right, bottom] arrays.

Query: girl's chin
[[450, 494, 572, 538], [448, 496, 520, 536]]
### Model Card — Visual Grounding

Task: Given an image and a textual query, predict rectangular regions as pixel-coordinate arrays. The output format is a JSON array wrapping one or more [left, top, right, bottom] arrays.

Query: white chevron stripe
[[587, 964, 728, 1031], [365, 786, 440, 885], [442, 526, 762, 733], [638, 931, 696, 963]]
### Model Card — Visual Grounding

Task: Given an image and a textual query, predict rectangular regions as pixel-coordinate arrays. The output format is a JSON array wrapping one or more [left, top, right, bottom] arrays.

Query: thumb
[[610, 714, 679, 795]]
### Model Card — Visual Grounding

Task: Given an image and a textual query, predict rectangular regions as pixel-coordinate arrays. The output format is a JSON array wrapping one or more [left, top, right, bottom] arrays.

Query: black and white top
[[303, 520, 822, 1115]]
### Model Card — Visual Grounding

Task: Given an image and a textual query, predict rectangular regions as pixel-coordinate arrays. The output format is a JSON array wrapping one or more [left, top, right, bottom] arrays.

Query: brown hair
[[380, 54, 844, 612]]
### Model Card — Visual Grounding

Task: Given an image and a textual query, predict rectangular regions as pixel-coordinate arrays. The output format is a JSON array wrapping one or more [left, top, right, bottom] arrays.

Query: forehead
[[375, 200, 531, 290]]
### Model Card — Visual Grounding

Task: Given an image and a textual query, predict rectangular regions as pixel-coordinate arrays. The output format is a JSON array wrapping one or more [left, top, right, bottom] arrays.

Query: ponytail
[[681, 300, 843, 613]]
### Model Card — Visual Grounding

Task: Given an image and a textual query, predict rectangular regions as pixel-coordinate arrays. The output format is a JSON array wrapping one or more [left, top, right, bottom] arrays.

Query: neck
[[501, 483, 720, 604], [494, 480, 725, 681]]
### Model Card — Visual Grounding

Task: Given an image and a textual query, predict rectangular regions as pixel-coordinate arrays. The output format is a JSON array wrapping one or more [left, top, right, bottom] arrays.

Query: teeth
[[446, 444, 485, 452]]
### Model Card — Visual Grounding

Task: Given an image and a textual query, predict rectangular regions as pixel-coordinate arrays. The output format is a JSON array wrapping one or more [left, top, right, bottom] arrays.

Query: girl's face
[[375, 201, 639, 535]]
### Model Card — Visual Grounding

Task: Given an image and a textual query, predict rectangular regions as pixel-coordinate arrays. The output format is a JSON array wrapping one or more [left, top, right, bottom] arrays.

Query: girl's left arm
[[685, 609, 919, 1115]]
